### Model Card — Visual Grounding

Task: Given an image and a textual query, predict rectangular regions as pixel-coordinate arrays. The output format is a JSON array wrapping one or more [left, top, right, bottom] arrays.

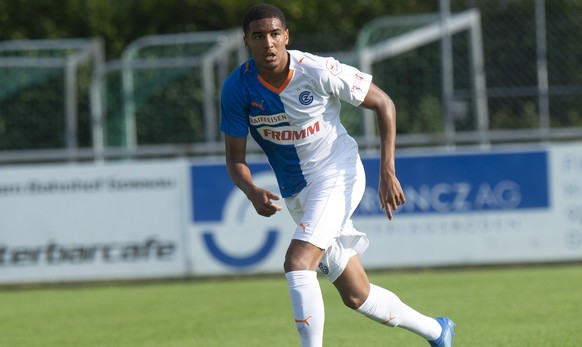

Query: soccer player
[[220, 3, 455, 347]]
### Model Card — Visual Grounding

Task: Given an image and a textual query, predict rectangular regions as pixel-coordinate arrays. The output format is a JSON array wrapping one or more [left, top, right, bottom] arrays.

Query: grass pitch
[[1, 264, 581, 347]]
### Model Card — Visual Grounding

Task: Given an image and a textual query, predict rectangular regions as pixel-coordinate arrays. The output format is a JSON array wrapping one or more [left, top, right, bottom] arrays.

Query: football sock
[[355, 283, 442, 341], [285, 270, 325, 347]]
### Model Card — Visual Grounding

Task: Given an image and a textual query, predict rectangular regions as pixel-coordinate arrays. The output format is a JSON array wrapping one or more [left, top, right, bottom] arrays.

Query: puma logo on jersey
[[244, 62, 252, 74], [251, 100, 265, 111]]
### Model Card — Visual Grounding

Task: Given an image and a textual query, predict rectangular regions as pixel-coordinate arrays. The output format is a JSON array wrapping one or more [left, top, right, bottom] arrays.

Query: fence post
[[440, 0, 455, 147], [469, 10, 489, 147], [535, 0, 550, 140]]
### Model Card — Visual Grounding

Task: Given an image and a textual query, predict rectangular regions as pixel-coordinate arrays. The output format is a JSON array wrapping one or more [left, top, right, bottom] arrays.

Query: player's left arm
[[359, 83, 406, 220]]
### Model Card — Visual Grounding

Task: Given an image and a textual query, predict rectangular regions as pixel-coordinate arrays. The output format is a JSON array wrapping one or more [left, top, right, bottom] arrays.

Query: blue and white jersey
[[220, 50, 372, 198]]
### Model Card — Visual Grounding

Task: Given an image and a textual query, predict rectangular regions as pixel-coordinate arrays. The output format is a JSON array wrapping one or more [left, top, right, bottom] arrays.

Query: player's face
[[244, 17, 289, 74]]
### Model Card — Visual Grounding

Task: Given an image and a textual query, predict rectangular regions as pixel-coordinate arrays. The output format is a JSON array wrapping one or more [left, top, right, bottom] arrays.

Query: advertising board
[[0, 160, 189, 284], [189, 144, 582, 275], [189, 162, 294, 276], [1, 143, 580, 284]]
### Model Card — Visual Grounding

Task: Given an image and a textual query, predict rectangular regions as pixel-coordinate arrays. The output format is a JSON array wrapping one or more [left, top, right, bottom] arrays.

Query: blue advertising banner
[[190, 163, 272, 222], [189, 163, 291, 274], [356, 150, 549, 216], [192, 151, 550, 222], [189, 146, 579, 275]]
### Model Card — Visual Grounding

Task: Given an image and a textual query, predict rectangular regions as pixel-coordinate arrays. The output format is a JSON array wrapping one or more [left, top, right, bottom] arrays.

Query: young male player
[[220, 3, 455, 346]]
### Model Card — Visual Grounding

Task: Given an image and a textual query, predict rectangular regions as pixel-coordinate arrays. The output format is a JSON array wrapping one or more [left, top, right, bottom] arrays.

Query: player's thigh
[[289, 173, 350, 249]]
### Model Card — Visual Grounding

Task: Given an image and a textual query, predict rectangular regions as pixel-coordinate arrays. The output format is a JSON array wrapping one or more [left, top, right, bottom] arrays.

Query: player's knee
[[341, 292, 367, 310], [283, 241, 323, 272], [283, 255, 312, 272]]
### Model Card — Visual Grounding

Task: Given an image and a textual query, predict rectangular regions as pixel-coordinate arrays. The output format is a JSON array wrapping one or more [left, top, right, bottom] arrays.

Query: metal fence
[[91, 29, 247, 161], [0, 38, 103, 158], [0, 0, 581, 163], [338, 0, 582, 149], [451, 0, 582, 145]]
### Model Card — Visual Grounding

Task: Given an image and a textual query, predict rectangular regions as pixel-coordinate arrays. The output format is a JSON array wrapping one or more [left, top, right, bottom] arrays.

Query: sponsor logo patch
[[257, 121, 321, 144], [249, 113, 289, 126], [351, 73, 365, 93], [299, 91, 314, 105], [326, 58, 342, 76]]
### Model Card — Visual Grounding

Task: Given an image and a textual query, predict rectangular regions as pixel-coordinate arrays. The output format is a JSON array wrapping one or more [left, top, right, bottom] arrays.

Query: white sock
[[355, 283, 442, 341], [285, 270, 325, 347]]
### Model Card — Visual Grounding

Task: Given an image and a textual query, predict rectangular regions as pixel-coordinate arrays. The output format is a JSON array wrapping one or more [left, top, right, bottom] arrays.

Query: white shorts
[[284, 157, 369, 282]]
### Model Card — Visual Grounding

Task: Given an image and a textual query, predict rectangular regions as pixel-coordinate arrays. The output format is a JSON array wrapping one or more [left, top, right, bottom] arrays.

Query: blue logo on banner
[[191, 164, 278, 269], [355, 150, 549, 216], [202, 229, 278, 268]]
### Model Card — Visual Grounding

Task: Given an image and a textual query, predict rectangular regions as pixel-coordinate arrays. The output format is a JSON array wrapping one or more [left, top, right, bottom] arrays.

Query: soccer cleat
[[428, 317, 455, 347]]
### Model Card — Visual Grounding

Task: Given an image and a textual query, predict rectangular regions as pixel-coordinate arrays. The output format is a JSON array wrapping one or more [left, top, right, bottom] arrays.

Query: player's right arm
[[224, 134, 282, 217], [221, 65, 282, 217]]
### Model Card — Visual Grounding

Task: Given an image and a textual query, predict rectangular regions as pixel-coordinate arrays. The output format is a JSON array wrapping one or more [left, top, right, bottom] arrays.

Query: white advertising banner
[[549, 143, 582, 257], [0, 160, 189, 284], [187, 143, 582, 276]]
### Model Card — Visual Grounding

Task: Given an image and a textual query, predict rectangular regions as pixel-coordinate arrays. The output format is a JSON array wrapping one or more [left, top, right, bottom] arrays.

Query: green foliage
[[490, 99, 540, 130], [0, 0, 435, 59], [1, 0, 582, 150]]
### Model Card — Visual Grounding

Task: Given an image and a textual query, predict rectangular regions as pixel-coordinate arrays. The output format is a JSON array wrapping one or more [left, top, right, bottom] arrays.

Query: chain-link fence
[[459, 0, 582, 140], [94, 30, 246, 158], [294, 0, 582, 146], [0, 0, 581, 162], [0, 39, 103, 155]]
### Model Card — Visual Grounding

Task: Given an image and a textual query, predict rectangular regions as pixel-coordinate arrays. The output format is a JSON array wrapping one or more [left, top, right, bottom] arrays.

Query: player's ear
[[285, 29, 289, 45], [243, 34, 250, 50]]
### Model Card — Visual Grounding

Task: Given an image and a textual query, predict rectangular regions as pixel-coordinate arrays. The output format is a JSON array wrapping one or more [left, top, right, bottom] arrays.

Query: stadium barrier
[[1, 142, 581, 284]]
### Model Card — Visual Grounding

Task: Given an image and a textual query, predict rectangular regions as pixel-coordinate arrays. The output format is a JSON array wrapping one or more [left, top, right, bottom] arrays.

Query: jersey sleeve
[[220, 72, 249, 138], [323, 57, 373, 107]]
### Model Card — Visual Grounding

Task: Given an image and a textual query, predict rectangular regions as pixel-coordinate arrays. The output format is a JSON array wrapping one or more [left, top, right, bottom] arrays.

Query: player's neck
[[258, 53, 291, 89]]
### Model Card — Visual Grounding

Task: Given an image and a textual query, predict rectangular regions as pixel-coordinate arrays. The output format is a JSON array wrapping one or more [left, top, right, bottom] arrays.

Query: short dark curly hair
[[242, 3, 287, 34]]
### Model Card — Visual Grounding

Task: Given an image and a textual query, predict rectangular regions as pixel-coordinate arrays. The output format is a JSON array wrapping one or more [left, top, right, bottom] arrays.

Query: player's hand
[[378, 173, 406, 221], [247, 186, 283, 217]]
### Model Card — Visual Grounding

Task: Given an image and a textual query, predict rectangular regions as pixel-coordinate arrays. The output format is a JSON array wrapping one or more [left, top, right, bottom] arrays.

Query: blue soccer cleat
[[428, 317, 455, 347]]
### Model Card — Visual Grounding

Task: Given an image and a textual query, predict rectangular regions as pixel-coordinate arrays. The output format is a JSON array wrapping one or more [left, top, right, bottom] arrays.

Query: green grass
[[1, 264, 581, 346]]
